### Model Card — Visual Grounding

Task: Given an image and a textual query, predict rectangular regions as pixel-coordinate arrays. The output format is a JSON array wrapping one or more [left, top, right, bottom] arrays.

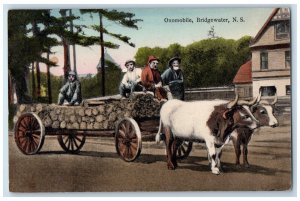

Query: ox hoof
[[235, 164, 242, 169], [211, 168, 220, 175], [218, 167, 224, 173], [167, 163, 176, 170], [244, 164, 250, 168]]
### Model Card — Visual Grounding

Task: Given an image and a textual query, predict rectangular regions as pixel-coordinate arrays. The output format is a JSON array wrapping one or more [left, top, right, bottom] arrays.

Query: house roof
[[250, 8, 280, 46], [96, 51, 119, 68], [233, 60, 252, 84]]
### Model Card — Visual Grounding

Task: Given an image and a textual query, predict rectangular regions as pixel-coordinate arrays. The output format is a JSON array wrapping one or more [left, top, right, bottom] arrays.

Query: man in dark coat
[[58, 71, 82, 105], [161, 56, 184, 100]]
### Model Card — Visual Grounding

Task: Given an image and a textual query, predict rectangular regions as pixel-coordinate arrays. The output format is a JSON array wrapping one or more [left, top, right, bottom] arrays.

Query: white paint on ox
[[230, 130, 238, 141], [160, 99, 228, 140], [263, 105, 278, 126], [241, 105, 259, 130]]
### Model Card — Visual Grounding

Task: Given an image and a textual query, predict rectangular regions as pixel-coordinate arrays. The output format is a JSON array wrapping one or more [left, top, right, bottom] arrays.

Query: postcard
[[6, 7, 292, 193]]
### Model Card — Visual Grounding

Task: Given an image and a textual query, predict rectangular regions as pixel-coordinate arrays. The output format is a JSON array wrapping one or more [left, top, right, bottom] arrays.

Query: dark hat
[[148, 55, 160, 64], [168, 56, 181, 67], [125, 59, 136, 67]]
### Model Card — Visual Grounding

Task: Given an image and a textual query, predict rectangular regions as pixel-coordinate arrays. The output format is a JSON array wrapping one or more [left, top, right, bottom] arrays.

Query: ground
[[8, 114, 292, 193]]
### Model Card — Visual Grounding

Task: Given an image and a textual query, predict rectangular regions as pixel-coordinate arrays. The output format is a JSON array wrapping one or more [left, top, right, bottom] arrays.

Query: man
[[119, 59, 143, 98], [141, 55, 167, 101], [161, 56, 184, 100], [58, 71, 82, 105]]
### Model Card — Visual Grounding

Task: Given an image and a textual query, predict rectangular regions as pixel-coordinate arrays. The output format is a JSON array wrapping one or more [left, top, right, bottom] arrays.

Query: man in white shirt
[[119, 60, 143, 98]]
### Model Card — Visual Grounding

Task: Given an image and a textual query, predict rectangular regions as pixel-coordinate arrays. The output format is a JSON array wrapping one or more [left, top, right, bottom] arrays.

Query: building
[[250, 8, 291, 97], [96, 50, 120, 72], [233, 60, 252, 98]]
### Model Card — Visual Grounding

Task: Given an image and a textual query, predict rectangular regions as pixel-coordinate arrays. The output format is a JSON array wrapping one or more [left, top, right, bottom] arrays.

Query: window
[[285, 51, 291, 68], [260, 86, 276, 96], [275, 21, 290, 40], [260, 52, 268, 70], [286, 85, 291, 95]]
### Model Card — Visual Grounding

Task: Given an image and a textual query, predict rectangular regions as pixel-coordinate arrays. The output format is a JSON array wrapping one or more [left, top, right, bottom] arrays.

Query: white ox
[[155, 96, 260, 175]]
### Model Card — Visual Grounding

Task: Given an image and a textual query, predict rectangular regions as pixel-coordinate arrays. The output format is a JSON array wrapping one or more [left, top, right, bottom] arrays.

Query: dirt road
[[9, 115, 292, 193]]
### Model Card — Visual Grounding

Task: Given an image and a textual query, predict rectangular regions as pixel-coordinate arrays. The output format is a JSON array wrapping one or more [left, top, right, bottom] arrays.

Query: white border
[[1, 0, 299, 200]]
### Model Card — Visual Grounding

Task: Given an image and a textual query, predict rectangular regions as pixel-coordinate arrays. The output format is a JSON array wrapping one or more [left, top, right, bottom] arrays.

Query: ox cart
[[13, 93, 193, 162]]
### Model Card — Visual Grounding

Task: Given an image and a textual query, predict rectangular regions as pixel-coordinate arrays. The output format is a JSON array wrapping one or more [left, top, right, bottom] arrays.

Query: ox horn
[[271, 93, 278, 105], [227, 94, 239, 109], [257, 89, 269, 104], [257, 90, 262, 103], [237, 96, 258, 106]]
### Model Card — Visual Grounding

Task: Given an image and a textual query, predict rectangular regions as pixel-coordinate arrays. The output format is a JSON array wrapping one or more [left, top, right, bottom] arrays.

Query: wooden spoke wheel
[[176, 141, 193, 160], [115, 118, 142, 162], [57, 132, 86, 154], [14, 113, 45, 155]]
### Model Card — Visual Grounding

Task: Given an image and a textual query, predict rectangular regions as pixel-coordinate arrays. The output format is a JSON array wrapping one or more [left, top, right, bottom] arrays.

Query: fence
[[185, 86, 235, 100]]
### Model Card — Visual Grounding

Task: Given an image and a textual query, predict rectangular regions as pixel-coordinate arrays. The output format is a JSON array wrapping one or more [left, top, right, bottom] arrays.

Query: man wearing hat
[[161, 56, 184, 100], [141, 55, 167, 100], [119, 59, 143, 98], [58, 71, 82, 105]]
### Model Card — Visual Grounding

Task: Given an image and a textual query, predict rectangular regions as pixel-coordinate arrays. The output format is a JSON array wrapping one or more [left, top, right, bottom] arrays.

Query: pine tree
[[80, 9, 143, 96], [8, 10, 58, 103]]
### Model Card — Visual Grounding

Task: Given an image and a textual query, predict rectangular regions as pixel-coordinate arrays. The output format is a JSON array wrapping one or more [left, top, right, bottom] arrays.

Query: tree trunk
[[46, 52, 52, 103], [31, 62, 36, 99], [15, 72, 31, 104], [60, 9, 71, 82], [31, 19, 41, 97], [99, 13, 105, 97], [63, 39, 71, 82], [8, 71, 14, 105], [69, 9, 77, 74], [36, 61, 41, 97]]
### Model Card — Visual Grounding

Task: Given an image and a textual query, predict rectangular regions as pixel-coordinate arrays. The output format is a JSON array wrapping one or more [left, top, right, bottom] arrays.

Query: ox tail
[[155, 118, 162, 144]]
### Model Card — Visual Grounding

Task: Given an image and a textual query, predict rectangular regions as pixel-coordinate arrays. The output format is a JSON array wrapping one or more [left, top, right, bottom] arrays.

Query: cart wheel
[[57, 132, 86, 154], [176, 141, 193, 160], [14, 112, 45, 155], [115, 118, 142, 162]]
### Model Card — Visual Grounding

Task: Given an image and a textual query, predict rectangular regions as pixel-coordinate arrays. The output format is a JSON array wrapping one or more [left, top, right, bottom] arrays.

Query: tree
[[208, 26, 218, 39], [134, 36, 251, 88], [134, 43, 183, 72], [134, 47, 155, 67], [8, 9, 105, 103], [80, 9, 143, 96], [182, 37, 251, 87], [8, 10, 58, 103]]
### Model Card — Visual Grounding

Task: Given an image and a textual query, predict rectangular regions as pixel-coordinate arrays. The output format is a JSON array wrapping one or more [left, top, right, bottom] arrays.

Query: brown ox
[[231, 93, 279, 168]]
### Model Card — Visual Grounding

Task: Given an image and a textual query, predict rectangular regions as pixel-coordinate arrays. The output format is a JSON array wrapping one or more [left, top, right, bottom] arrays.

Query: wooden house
[[250, 8, 291, 97]]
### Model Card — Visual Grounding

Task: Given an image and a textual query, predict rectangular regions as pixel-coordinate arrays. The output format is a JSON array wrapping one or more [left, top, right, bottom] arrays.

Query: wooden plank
[[45, 129, 115, 137]]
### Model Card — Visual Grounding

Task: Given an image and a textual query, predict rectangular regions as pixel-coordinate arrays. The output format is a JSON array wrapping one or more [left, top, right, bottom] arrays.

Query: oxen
[[155, 95, 260, 175], [230, 93, 279, 168]]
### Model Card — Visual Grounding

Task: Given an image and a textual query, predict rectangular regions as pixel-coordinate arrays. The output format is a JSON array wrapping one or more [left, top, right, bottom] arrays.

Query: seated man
[[58, 71, 82, 105], [141, 55, 167, 101], [119, 59, 143, 98], [161, 56, 184, 100]]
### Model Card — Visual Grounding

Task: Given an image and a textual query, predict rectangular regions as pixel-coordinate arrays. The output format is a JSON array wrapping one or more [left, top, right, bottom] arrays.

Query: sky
[[40, 7, 275, 76]]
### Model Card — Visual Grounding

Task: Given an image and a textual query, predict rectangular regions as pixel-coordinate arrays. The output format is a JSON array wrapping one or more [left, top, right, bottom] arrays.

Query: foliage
[[80, 9, 143, 96], [80, 9, 143, 49], [134, 43, 183, 73], [8, 9, 99, 103], [134, 37, 251, 88], [27, 72, 64, 103]]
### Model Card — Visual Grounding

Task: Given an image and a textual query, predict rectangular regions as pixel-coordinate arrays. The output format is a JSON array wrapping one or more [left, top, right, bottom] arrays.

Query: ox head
[[224, 94, 259, 130], [212, 95, 260, 145], [250, 91, 279, 128]]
